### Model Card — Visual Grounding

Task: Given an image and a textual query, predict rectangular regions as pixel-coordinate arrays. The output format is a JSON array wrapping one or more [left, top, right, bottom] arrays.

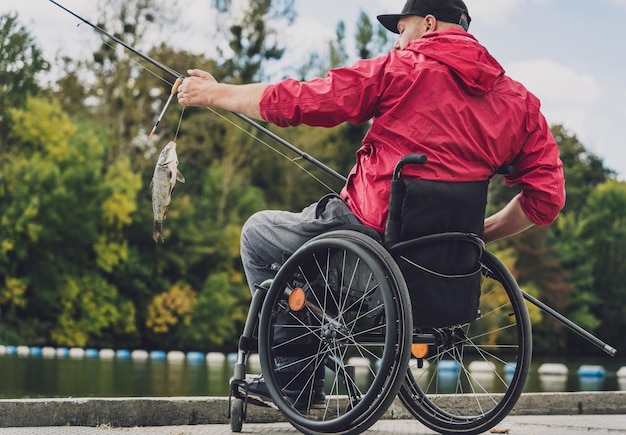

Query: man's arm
[[483, 194, 535, 244], [177, 69, 269, 120]]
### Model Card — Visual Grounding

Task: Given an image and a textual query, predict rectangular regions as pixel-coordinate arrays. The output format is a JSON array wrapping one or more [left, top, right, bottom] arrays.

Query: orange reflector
[[288, 288, 306, 311], [411, 343, 429, 359]]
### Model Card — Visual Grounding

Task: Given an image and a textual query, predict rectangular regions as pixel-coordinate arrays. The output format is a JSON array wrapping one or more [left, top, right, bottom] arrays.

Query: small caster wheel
[[230, 397, 244, 432]]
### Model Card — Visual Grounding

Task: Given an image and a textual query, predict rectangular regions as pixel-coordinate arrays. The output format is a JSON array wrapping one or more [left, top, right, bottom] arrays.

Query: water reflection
[[437, 370, 460, 392], [0, 354, 623, 399], [578, 375, 605, 392], [539, 374, 568, 392], [468, 371, 496, 392], [0, 354, 233, 399]]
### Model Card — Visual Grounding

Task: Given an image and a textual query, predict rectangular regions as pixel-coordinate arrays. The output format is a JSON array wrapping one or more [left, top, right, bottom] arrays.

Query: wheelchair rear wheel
[[399, 249, 532, 434], [258, 231, 412, 435]]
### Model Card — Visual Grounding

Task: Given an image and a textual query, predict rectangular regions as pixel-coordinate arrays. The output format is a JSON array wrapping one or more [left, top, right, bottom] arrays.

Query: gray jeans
[[240, 196, 362, 293]]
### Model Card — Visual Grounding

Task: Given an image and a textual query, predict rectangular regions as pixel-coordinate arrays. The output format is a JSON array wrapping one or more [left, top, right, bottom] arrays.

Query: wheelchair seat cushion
[[393, 179, 489, 328]]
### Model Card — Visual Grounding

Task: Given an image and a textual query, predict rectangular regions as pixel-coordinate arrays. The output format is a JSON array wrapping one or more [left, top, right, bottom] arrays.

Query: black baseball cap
[[377, 0, 471, 34]]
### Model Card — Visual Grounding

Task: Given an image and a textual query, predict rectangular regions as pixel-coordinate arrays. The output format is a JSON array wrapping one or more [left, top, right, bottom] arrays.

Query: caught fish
[[151, 141, 185, 242]]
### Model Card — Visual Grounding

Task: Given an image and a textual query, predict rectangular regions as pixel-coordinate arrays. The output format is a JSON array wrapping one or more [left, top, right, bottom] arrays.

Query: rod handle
[[171, 77, 183, 95]]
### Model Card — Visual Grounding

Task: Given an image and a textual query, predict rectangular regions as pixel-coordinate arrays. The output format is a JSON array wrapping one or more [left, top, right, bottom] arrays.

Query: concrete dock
[[0, 416, 624, 434], [0, 392, 624, 434]]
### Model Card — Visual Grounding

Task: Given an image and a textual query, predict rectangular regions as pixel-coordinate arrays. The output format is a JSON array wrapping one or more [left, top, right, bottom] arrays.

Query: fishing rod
[[49, 0, 347, 184]]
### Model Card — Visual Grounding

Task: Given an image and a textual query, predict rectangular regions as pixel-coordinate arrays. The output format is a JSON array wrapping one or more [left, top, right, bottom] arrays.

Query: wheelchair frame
[[228, 154, 617, 435]]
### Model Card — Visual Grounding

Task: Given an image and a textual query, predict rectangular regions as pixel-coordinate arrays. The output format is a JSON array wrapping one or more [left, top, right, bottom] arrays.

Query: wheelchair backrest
[[387, 178, 489, 328], [396, 178, 488, 242]]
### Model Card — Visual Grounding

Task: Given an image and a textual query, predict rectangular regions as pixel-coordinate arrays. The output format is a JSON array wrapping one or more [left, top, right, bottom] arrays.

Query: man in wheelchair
[[178, 0, 565, 409]]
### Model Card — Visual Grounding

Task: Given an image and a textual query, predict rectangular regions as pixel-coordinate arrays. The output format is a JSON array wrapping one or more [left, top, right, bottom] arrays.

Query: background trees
[[1, 3, 624, 354], [0, 12, 49, 148], [1, 97, 139, 346]]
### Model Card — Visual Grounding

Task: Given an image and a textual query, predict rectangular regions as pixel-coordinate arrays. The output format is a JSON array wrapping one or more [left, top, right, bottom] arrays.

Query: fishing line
[[101, 39, 174, 88], [174, 107, 185, 141], [205, 107, 339, 195]]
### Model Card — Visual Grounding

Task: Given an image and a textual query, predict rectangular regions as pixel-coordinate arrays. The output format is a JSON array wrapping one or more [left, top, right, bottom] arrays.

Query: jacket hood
[[406, 29, 505, 95]]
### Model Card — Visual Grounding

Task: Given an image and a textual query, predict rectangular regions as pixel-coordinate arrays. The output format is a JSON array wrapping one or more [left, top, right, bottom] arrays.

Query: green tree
[[354, 11, 393, 59], [575, 181, 626, 352], [355, 11, 374, 59], [213, 0, 295, 83], [184, 272, 249, 349], [328, 21, 349, 71], [553, 125, 614, 213], [0, 12, 49, 147], [0, 97, 141, 346]]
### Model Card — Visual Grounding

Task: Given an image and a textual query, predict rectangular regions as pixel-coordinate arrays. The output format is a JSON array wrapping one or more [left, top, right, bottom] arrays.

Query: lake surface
[[0, 353, 624, 399]]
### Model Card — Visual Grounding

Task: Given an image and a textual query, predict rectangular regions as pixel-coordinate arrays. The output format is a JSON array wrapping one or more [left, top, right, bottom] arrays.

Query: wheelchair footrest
[[232, 375, 276, 409]]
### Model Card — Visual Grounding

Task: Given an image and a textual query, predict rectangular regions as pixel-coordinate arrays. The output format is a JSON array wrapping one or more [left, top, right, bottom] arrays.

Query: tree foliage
[[0, 12, 49, 147], [1, 97, 140, 346], [213, 0, 295, 83]]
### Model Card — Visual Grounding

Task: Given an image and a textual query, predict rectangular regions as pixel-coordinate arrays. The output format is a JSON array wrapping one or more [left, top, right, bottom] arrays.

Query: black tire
[[398, 249, 532, 434], [230, 397, 244, 432], [258, 231, 412, 435]]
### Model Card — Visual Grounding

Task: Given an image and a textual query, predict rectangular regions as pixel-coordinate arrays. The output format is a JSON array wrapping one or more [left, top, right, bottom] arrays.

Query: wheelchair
[[228, 154, 616, 435]]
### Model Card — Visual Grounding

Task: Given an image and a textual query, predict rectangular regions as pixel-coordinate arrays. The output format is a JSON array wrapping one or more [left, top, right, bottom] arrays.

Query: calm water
[[0, 354, 623, 399]]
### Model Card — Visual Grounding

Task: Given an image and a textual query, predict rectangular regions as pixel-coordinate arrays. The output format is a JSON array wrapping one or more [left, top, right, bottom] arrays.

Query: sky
[[6, 0, 626, 179]]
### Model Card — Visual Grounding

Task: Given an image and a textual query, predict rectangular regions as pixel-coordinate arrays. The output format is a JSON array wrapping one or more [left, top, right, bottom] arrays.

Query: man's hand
[[177, 69, 218, 108], [177, 68, 268, 120]]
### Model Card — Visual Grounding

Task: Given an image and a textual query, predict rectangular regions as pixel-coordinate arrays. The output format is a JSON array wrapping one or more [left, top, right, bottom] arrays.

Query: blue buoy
[[149, 350, 166, 361], [30, 346, 42, 357], [577, 365, 606, 378], [438, 360, 461, 372], [115, 349, 131, 359], [85, 348, 99, 358], [186, 351, 205, 363], [226, 352, 238, 364], [504, 362, 517, 375], [5, 345, 17, 355]]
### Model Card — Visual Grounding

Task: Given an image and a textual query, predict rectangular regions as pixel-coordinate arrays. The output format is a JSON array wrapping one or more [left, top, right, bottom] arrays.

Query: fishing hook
[[149, 77, 183, 139], [49, 0, 347, 185]]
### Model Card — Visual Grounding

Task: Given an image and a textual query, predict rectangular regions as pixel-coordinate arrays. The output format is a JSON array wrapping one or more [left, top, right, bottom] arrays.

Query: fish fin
[[176, 170, 186, 183], [153, 221, 163, 242]]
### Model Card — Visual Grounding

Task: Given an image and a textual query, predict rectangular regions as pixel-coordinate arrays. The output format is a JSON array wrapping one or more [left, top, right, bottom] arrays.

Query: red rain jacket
[[260, 28, 565, 233]]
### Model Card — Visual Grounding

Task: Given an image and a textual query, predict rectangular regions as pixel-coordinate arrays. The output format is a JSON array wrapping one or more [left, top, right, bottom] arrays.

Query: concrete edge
[[0, 391, 624, 428]]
